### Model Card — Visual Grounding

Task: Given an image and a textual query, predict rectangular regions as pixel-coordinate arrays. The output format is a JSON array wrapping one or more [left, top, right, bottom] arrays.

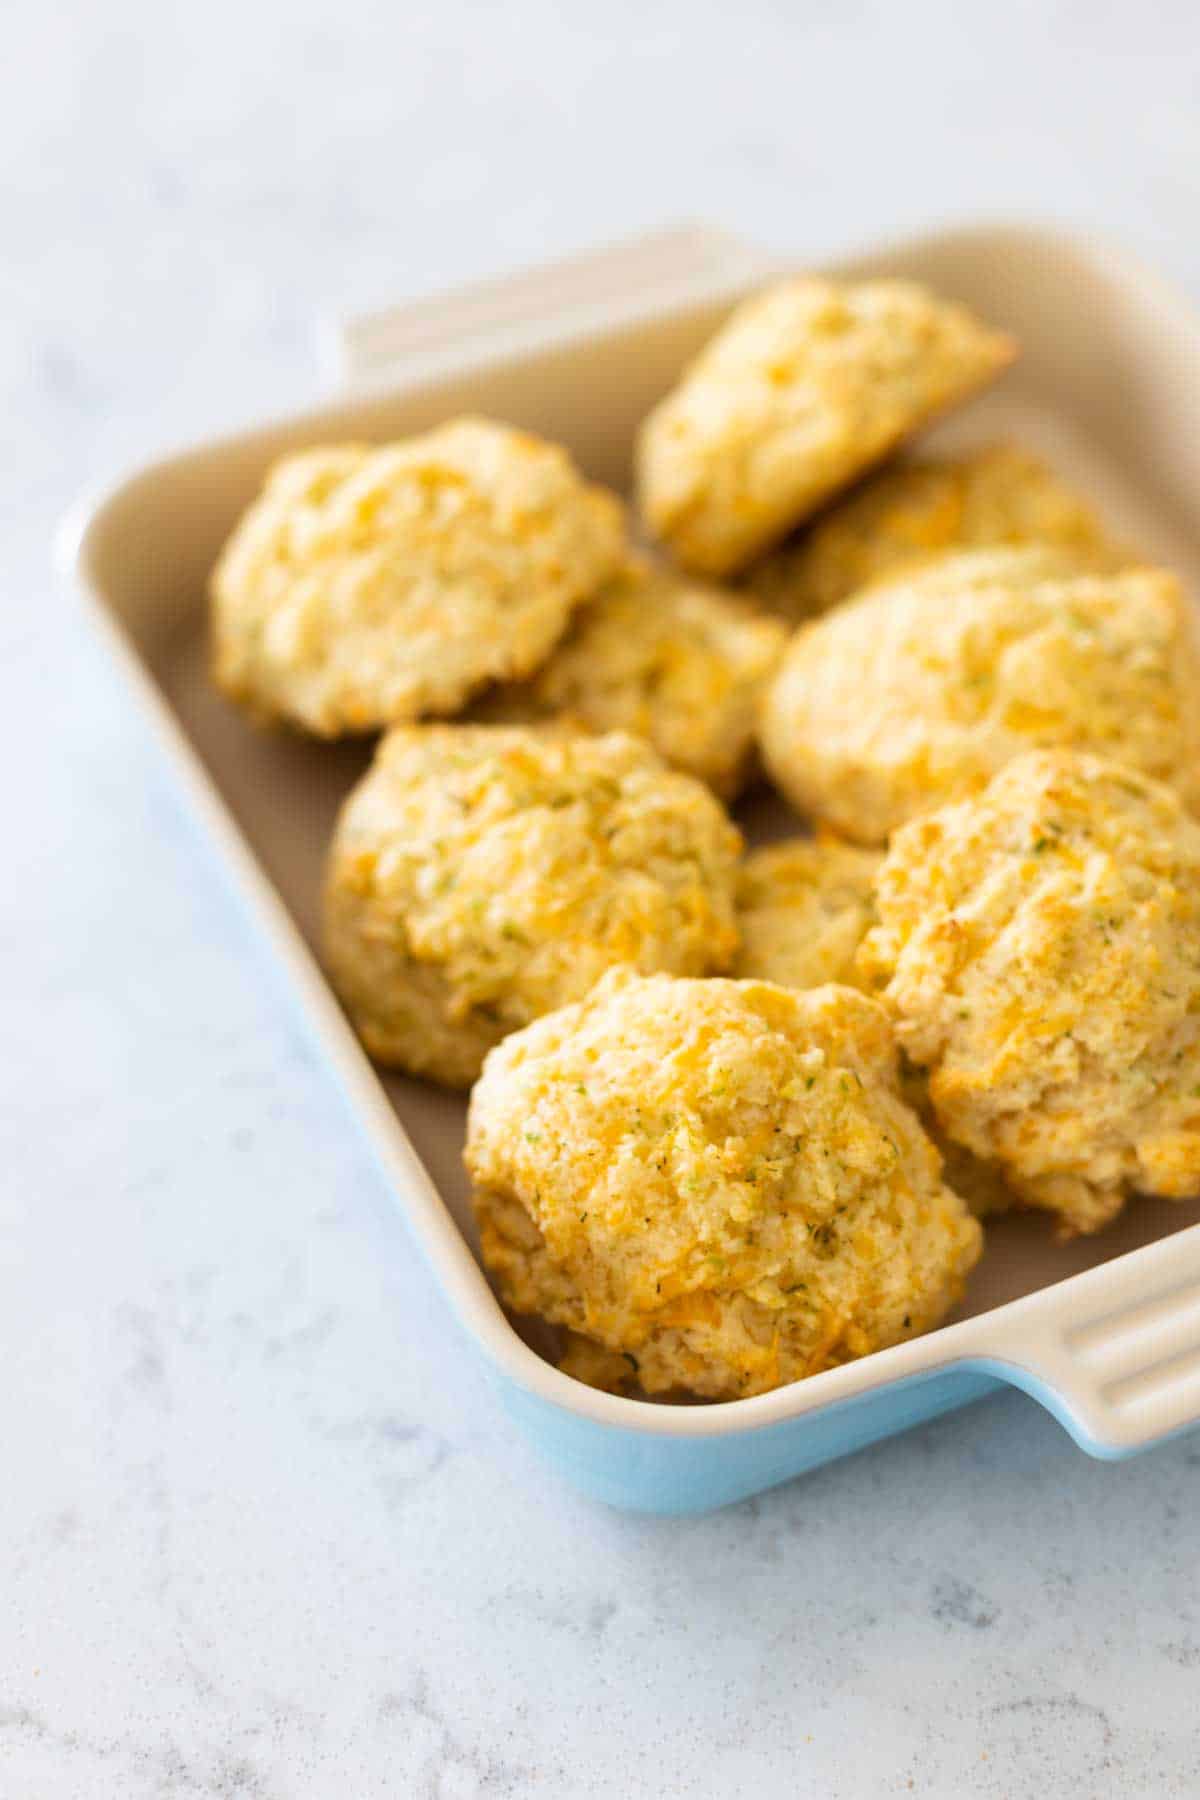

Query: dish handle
[[965, 1222, 1200, 1457], [322, 221, 778, 389]]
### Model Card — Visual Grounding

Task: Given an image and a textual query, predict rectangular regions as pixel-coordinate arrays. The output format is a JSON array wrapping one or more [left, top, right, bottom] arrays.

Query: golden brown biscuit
[[760, 550, 1200, 844], [895, 1061, 1016, 1223], [467, 970, 983, 1399], [745, 444, 1121, 622], [858, 750, 1200, 1235], [211, 419, 625, 734], [323, 726, 741, 1087], [734, 836, 880, 989], [472, 558, 787, 797], [731, 841, 1012, 1219], [556, 1331, 640, 1394], [636, 278, 1015, 576]]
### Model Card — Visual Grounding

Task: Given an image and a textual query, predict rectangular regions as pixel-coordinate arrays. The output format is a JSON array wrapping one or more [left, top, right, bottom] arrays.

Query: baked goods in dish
[[759, 550, 1200, 843], [472, 558, 787, 797], [734, 836, 880, 989], [744, 443, 1121, 622], [210, 418, 625, 734], [556, 1331, 640, 1394], [323, 725, 741, 1087], [732, 837, 1012, 1219], [635, 278, 1015, 576], [858, 750, 1200, 1235], [466, 970, 983, 1398], [894, 1062, 1016, 1223]]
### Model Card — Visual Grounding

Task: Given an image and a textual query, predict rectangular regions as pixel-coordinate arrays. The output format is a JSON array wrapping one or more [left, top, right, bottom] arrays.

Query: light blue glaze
[[496, 1366, 1007, 1514], [498, 1364, 1200, 1513]]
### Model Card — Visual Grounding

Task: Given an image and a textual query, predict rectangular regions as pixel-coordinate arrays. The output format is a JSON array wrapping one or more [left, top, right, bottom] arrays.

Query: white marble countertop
[[6, 2, 1200, 1793]]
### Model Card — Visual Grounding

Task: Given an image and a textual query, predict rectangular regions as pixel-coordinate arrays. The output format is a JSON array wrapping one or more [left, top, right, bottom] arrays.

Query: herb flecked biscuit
[[466, 970, 983, 1399], [472, 558, 788, 797], [733, 837, 881, 989], [635, 278, 1015, 576], [556, 1331, 640, 1394], [760, 550, 1200, 844], [858, 751, 1200, 1236], [895, 1063, 1016, 1224], [323, 726, 741, 1087], [733, 838, 1013, 1219], [210, 418, 625, 734], [744, 443, 1122, 623]]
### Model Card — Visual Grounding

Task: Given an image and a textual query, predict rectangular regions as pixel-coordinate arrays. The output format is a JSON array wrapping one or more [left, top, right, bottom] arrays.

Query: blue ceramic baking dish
[[66, 222, 1200, 1512]]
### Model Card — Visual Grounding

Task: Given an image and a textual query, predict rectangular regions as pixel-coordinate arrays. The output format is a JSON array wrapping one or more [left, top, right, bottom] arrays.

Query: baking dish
[[64, 222, 1200, 1514]]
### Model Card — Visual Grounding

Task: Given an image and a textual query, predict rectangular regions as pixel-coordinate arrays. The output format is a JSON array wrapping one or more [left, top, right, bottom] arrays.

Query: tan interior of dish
[[79, 227, 1200, 1352]]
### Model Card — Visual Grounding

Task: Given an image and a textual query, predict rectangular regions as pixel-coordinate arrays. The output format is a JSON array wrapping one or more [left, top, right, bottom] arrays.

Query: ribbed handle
[[972, 1223, 1200, 1453], [324, 222, 778, 388]]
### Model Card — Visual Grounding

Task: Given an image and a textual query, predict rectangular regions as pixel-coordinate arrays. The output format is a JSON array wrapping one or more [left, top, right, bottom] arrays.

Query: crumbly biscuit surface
[[467, 971, 982, 1398], [323, 726, 741, 1086], [636, 278, 1014, 575], [211, 418, 625, 734], [734, 837, 880, 989], [760, 550, 1200, 843], [473, 558, 786, 796], [858, 751, 1200, 1234], [732, 841, 1012, 1218], [745, 443, 1121, 622]]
